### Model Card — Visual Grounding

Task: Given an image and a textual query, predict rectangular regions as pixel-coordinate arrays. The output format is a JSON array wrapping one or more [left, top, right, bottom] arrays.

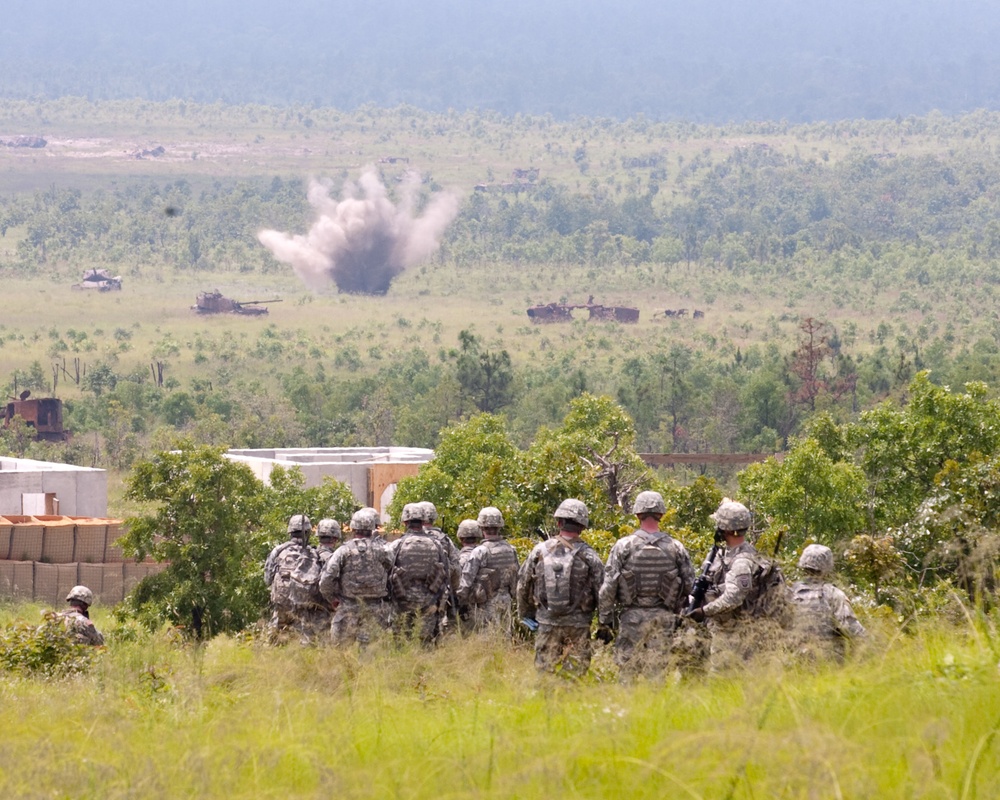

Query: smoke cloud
[[258, 169, 459, 295]]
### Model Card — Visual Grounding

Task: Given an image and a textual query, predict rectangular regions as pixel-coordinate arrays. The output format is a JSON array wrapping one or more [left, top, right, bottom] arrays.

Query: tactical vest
[[620, 532, 684, 610], [389, 533, 448, 603], [340, 539, 389, 600], [473, 540, 519, 604], [791, 581, 837, 639]]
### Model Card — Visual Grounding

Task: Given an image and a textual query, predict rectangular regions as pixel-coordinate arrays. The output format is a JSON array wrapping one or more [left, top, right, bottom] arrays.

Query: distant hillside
[[3, 0, 1000, 122]]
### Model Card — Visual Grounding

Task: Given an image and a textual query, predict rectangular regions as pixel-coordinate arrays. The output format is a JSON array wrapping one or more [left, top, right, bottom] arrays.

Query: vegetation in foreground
[[0, 604, 997, 799]]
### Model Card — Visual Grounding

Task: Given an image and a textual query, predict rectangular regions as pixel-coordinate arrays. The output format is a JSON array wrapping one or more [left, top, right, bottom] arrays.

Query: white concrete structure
[[225, 447, 434, 518], [0, 457, 108, 517]]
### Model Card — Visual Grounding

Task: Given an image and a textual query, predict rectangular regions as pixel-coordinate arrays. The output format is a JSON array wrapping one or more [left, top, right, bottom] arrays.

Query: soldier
[[517, 499, 605, 677], [263, 515, 327, 644], [320, 508, 392, 648], [58, 585, 104, 646], [790, 544, 866, 663], [315, 519, 342, 567], [386, 503, 451, 645], [598, 491, 695, 677], [456, 519, 483, 571], [683, 500, 782, 672], [457, 507, 520, 635], [418, 500, 461, 633]]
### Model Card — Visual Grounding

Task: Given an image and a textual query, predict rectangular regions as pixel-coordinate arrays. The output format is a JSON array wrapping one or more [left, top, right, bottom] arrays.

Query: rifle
[[684, 543, 720, 615]]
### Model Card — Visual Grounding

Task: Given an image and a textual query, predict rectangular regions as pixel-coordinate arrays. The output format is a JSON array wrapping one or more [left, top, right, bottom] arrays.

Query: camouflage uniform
[[458, 538, 520, 634], [701, 541, 770, 671], [518, 515, 605, 677], [320, 535, 391, 648], [57, 608, 104, 646], [790, 545, 865, 662], [599, 528, 695, 676], [264, 529, 328, 645], [458, 543, 478, 571], [386, 508, 451, 645]]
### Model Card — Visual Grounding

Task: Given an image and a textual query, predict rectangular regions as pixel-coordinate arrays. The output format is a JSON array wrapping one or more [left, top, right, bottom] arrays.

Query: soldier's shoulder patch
[[736, 574, 752, 590]]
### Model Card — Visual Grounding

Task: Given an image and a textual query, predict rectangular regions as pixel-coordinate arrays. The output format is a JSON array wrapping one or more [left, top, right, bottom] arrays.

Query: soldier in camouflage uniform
[[790, 544, 865, 663], [320, 508, 391, 648], [264, 515, 328, 644], [316, 519, 342, 567], [419, 501, 462, 628], [517, 499, 605, 677], [684, 500, 776, 672], [598, 491, 694, 677], [386, 503, 452, 645], [456, 519, 483, 572], [457, 507, 520, 635], [58, 585, 105, 646]]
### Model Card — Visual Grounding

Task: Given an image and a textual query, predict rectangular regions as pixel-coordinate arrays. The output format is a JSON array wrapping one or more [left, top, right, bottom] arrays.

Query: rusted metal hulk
[[2, 397, 68, 442], [527, 300, 639, 324]]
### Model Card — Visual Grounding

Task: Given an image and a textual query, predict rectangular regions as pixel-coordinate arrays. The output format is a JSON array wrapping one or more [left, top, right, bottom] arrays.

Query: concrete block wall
[[0, 458, 107, 517]]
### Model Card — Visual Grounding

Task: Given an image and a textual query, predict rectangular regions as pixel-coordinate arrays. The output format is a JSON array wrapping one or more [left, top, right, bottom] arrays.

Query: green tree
[[119, 445, 270, 639], [120, 447, 361, 639]]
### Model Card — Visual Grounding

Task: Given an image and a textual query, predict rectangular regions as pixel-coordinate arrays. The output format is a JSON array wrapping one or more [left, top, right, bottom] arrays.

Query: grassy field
[[0, 602, 997, 799]]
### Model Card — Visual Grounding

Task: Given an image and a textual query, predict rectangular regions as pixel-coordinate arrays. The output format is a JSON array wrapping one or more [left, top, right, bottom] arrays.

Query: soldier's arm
[[829, 586, 866, 638], [676, 542, 696, 600], [457, 546, 485, 605], [702, 554, 754, 617], [598, 541, 625, 626], [585, 548, 606, 610], [319, 549, 343, 603], [516, 549, 538, 620]]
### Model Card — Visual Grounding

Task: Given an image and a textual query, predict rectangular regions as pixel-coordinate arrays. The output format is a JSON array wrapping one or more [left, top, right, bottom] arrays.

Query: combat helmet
[[711, 500, 751, 532], [66, 585, 95, 607], [350, 508, 378, 532], [287, 514, 312, 536], [401, 503, 425, 524], [477, 506, 504, 528], [632, 490, 667, 516], [457, 519, 483, 541], [554, 498, 589, 528], [317, 518, 342, 540], [418, 501, 438, 523], [799, 544, 835, 576]]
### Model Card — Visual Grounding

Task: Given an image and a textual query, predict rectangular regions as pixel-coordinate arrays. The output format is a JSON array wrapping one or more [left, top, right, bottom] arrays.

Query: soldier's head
[[711, 500, 750, 544], [798, 543, 835, 577], [418, 501, 438, 530], [287, 514, 312, 544], [554, 498, 589, 536], [476, 506, 504, 538], [350, 508, 378, 537], [401, 503, 426, 531], [317, 518, 341, 546], [632, 491, 666, 525], [457, 519, 483, 546], [66, 585, 94, 611]]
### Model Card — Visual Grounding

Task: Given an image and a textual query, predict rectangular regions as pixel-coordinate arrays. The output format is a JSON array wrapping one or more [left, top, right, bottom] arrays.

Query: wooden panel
[[368, 463, 424, 516]]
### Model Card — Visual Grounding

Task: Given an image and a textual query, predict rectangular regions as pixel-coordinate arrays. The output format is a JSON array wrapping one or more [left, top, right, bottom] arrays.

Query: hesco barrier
[[0, 516, 166, 606]]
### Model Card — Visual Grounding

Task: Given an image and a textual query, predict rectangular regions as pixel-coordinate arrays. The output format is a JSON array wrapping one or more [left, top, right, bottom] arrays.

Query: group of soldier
[[263, 492, 866, 678]]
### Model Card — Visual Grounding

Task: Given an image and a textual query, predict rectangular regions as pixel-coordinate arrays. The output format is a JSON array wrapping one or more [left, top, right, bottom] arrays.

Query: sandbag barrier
[[0, 516, 165, 605]]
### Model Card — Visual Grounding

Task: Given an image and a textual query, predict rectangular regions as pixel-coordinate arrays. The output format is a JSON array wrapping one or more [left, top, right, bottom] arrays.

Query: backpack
[[534, 538, 592, 615], [389, 534, 448, 604], [340, 540, 389, 600], [742, 558, 789, 621], [621, 533, 685, 611], [271, 542, 324, 608]]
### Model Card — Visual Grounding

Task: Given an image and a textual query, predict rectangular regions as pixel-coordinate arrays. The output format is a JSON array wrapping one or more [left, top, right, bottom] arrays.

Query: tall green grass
[[0, 603, 997, 798]]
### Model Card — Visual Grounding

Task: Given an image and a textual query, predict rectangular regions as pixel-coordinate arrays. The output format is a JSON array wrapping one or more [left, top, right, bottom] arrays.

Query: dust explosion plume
[[258, 169, 460, 295]]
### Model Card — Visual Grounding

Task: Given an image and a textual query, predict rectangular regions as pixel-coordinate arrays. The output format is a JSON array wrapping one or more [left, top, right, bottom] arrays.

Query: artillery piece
[[192, 290, 281, 316]]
